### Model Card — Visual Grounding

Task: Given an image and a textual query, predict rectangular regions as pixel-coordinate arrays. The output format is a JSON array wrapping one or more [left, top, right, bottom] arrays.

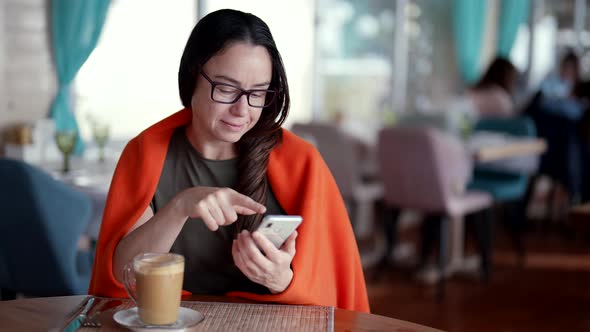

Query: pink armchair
[[377, 127, 493, 297], [291, 123, 383, 237]]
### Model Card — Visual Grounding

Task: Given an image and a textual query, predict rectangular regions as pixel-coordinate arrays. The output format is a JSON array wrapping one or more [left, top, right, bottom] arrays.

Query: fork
[[81, 315, 102, 328], [81, 300, 106, 328]]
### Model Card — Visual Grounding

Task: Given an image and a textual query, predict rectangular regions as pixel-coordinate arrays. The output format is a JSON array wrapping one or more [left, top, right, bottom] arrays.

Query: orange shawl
[[88, 108, 370, 312]]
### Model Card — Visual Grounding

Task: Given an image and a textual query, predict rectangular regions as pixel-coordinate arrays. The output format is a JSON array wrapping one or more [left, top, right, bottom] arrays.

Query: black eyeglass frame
[[199, 71, 276, 108]]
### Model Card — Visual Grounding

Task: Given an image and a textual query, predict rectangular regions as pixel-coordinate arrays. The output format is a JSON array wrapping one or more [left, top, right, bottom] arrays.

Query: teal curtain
[[50, 0, 110, 154], [497, 0, 530, 58], [452, 0, 487, 84]]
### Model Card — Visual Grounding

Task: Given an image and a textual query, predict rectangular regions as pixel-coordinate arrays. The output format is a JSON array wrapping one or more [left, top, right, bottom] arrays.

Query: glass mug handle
[[123, 262, 138, 304]]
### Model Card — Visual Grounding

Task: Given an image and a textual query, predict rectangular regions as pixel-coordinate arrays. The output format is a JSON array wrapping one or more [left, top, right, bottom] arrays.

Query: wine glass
[[55, 131, 77, 173], [459, 112, 474, 141], [92, 122, 110, 162]]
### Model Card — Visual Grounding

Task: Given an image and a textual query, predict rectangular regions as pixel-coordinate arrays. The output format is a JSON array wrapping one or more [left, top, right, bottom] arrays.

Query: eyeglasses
[[200, 71, 276, 108]]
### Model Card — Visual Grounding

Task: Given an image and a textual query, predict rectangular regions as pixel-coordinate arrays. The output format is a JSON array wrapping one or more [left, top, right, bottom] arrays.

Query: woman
[[468, 57, 518, 118], [89, 9, 369, 312], [542, 50, 580, 99], [540, 50, 585, 121]]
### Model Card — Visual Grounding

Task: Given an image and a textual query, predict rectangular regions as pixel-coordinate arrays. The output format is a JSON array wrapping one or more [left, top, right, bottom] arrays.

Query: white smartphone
[[256, 215, 303, 248]]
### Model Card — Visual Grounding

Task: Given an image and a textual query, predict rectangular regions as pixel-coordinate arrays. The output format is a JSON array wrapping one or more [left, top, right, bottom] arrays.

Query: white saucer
[[113, 307, 204, 331]]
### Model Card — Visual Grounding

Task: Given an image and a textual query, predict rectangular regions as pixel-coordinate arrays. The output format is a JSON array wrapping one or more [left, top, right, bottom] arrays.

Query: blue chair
[[468, 117, 537, 262], [0, 158, 93, 299]]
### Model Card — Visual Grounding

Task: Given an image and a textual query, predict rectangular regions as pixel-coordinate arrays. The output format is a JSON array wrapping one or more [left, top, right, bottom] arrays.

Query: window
[[76, 0, 196, 141]]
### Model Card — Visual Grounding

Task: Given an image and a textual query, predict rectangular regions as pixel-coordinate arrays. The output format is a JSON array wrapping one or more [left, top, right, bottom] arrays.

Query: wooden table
[[0, 295, 443, 331], [468, 135, 547, 163], [444, 135, 548, 276]]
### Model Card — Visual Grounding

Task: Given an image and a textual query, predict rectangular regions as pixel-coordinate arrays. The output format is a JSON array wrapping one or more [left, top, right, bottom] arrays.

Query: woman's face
[[560, 62, 578, 86], [190, 42, 273, 144]]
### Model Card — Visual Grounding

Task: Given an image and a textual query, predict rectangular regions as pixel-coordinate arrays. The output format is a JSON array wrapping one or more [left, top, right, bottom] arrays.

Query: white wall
[[0, 0, 55, 135]]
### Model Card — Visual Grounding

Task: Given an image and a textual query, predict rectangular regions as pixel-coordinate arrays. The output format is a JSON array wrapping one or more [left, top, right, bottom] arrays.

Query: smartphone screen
[[256, 215, 302, 248]]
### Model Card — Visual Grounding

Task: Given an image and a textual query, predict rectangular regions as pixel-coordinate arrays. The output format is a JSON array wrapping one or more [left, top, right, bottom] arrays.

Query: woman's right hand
[[175, 187, 266, 231]]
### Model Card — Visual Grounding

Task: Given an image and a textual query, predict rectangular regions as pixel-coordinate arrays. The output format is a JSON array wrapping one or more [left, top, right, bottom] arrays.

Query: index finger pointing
[[230, 192, 267, 214]]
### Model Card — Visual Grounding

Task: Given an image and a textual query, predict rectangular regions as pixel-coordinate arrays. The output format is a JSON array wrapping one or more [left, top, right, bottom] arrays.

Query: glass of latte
[[124, 253, 185, 325]]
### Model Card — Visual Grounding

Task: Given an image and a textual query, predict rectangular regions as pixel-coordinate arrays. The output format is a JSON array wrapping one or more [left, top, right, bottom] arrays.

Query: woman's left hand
[[232, 229, 297, 294]]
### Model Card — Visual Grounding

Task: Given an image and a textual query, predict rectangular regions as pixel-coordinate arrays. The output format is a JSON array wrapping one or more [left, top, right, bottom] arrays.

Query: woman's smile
[[220, 119, 247, 132]]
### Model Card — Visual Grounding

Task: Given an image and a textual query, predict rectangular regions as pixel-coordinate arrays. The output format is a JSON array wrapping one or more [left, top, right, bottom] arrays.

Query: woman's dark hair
[[562, 49, 579, 67], [473, 57, 518, 95], [178, 9, 290, 233], [560, 49, 580, 83]]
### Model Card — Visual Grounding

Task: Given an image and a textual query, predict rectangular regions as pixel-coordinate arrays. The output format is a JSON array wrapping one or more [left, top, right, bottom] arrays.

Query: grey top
[[150, 127, 284, 295]]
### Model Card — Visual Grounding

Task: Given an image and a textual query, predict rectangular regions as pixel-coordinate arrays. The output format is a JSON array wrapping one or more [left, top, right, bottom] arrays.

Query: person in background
[[539, 50, 586, 121], [467, 57, 519, 118], [88, 9, 369, 312], [542, 50, 580, 99], [525, 50, 588, 207]]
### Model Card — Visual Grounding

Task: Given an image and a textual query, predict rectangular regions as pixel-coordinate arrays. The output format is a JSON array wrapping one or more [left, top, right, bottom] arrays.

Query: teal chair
[[0, 158, 94, 299], [468, 117, 537, 262]]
